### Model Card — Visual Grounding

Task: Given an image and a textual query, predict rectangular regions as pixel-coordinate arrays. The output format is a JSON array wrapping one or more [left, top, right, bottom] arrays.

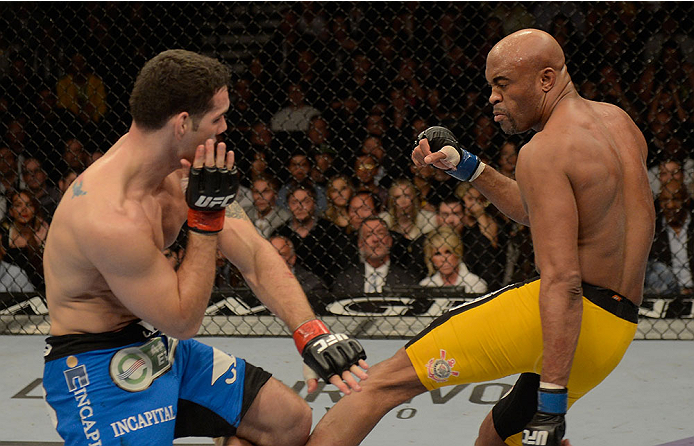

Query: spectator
[[346, 190, 379, 235], [30, 87, 78, 156], [57, 170, 78, 198], [269, 235, 328, 303], [410, 163, 437, 212], [332, 216, 419, 294], [359, 136, 387, 185], [272, 184, 346, 283], [1, 190, 48, 289], [462, 184, 499, 249], [650, 182, 694, 295], [0, 232, 35, 293], [247, 175, 291, 239], [380, 178, 436, 241], [55, 52, 107, 124], [276, 152, 328, 214], [648, 138, 694, 198], [354, 154, 387, 208], [325, 174, 354, 229], [453, 185, 505, 289], [56, 138, 89, 180], [497, 139, 519, 179], [270, 81, 320, 133], [21, 157, 61, 219], [307, 116, 339, 186], [0, 146, 18, 203], [419, 226, 487, 293]]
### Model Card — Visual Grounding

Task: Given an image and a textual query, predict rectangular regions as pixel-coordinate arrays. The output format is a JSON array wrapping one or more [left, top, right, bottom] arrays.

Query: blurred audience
[[247, 175, 290, 239]]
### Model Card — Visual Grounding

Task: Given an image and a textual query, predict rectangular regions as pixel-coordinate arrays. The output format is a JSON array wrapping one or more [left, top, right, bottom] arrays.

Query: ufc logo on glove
[[194, 194, 236, 209], [522, 429, 549, 445], [315, 334, 348, 354]]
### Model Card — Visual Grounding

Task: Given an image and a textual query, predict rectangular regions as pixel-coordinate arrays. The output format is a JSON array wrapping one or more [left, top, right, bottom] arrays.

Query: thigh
[[405, 280, 544, 391], [173, 339, 272, 439]]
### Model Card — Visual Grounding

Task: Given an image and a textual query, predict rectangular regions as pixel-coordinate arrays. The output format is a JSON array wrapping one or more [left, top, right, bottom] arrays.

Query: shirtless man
[[42, 49, 366, 446], [306, 29, 655, 446]]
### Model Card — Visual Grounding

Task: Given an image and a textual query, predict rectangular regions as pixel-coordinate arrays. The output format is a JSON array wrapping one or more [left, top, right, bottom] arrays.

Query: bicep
[[516, 149, 580, 279], [90, 226, 180, 321]]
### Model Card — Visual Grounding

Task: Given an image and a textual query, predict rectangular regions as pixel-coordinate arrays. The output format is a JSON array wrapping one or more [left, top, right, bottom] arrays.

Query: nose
[[489, 89, 501, 105]]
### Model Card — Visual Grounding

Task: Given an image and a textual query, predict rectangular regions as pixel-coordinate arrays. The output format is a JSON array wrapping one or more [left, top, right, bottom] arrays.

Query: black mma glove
[[521, 386, 567, 446], [415, 126, 485, 181], [293, 319, 366, 382], [186, 163, 239, 234]]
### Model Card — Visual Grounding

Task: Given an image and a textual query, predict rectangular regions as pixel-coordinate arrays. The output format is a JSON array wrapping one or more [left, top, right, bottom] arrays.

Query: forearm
[[472, 165, 529, 225], [538, 275, 583, 386], [173, 231, 218, 338], [244, 241, 316, 331]]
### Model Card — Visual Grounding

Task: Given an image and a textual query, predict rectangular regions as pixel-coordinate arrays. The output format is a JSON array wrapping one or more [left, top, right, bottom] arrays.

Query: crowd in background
[[0, 2, 692, 315]]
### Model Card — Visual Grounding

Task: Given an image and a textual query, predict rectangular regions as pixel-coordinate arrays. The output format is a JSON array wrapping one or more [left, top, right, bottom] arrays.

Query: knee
[[276, 390, 312, 446], [359, 347, 425, 403]]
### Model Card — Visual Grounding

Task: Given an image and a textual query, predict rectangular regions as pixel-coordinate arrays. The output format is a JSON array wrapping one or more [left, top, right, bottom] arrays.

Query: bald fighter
[[42, 50, 366, 446], [306, 29, 654, 446]]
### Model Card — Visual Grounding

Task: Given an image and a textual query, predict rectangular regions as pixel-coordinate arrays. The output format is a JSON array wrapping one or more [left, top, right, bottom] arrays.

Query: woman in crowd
[[419, 226, 487, 292], [324, 174, 354, 229], [1, 190, 50, 289], [380, 178, 436, 240]]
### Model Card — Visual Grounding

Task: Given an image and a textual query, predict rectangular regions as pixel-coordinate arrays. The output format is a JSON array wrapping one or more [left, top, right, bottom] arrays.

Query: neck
[[116, 127, 182, 192], [534, 80, 577, 132]]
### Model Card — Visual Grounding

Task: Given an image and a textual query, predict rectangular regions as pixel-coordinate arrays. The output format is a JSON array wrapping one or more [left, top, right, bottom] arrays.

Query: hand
[[522, 412, 566, 446], [294, 320, 369, 394], [411, 126, 483, 181], [521, 386, 567, 446], [185, 139, 238, 234]]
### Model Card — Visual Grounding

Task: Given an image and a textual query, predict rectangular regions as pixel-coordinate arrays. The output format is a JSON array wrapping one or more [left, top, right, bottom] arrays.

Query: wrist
[[293, 319, 329, 354], [537, 384, 568, 414], [187, 208, 225, 234]]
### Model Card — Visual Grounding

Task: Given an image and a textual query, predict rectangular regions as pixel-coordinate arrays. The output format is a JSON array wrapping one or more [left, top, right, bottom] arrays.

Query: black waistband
[[582, 282, 639, 324], [44, 320, 160, 362]]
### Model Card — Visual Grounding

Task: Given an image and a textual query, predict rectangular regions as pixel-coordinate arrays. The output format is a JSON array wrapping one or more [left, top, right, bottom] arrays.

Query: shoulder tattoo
[[71, 175, 87, 199], [225, 201, 250, 221]]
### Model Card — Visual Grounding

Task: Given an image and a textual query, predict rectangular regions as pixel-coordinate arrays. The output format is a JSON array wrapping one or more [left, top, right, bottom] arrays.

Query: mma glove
[[415, 126, 485, 182], [186, 163, 239, 234], [521, 385, 567, 446], [293, 319, 366, 382]]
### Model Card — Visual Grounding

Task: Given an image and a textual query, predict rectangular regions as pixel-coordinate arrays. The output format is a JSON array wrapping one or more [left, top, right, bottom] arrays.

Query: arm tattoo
[[225, 201, 250, 221]]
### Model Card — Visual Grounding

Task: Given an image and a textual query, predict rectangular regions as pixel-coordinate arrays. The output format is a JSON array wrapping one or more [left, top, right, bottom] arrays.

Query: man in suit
[[650, 181, 694, 296], [332, 216, 419, 294]]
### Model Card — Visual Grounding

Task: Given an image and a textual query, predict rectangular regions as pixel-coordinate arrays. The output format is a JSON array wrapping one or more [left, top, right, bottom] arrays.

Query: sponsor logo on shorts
[[426, 349, 459, 383], [63, 358, 102, 445], [109, 337, 176, 392], [110, 405, 176, 438]]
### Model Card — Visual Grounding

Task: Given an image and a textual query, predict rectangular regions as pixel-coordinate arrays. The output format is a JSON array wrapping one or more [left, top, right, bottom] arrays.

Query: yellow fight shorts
[[405, 278, 638, 445]]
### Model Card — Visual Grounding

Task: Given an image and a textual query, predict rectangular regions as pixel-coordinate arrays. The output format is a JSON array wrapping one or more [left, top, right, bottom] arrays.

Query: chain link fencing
[[0, 2, 692, 339]]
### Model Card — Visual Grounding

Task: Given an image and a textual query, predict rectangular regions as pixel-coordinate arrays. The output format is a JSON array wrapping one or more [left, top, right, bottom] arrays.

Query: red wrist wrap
[[293, 320, 330, 354], [187, 209, 225, 234]]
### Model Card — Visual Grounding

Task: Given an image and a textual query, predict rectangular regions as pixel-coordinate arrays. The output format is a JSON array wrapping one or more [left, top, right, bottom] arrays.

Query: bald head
[[488, 29, 565, 73], [485, 28, 573, 134]]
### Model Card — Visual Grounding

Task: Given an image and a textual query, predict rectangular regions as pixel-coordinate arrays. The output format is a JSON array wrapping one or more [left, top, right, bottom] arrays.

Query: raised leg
[[306, 347, 427, 446]]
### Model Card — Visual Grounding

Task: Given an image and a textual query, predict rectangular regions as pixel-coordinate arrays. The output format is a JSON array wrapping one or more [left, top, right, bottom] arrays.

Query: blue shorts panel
[[42, 325, 268, 446]]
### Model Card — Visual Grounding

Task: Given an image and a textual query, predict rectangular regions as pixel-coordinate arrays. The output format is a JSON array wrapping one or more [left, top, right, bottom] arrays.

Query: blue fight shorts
[[43, 321, 271, 445]]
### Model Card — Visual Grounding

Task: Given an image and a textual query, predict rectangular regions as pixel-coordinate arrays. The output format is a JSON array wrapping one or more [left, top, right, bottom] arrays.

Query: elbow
[[168, 323, 201, 340], [541, 270, 583, 301]]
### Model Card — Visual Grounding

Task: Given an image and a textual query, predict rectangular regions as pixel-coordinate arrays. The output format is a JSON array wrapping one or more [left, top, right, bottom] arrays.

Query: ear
[[173, 112, 190, 140], [540, 68, 556, 92]]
